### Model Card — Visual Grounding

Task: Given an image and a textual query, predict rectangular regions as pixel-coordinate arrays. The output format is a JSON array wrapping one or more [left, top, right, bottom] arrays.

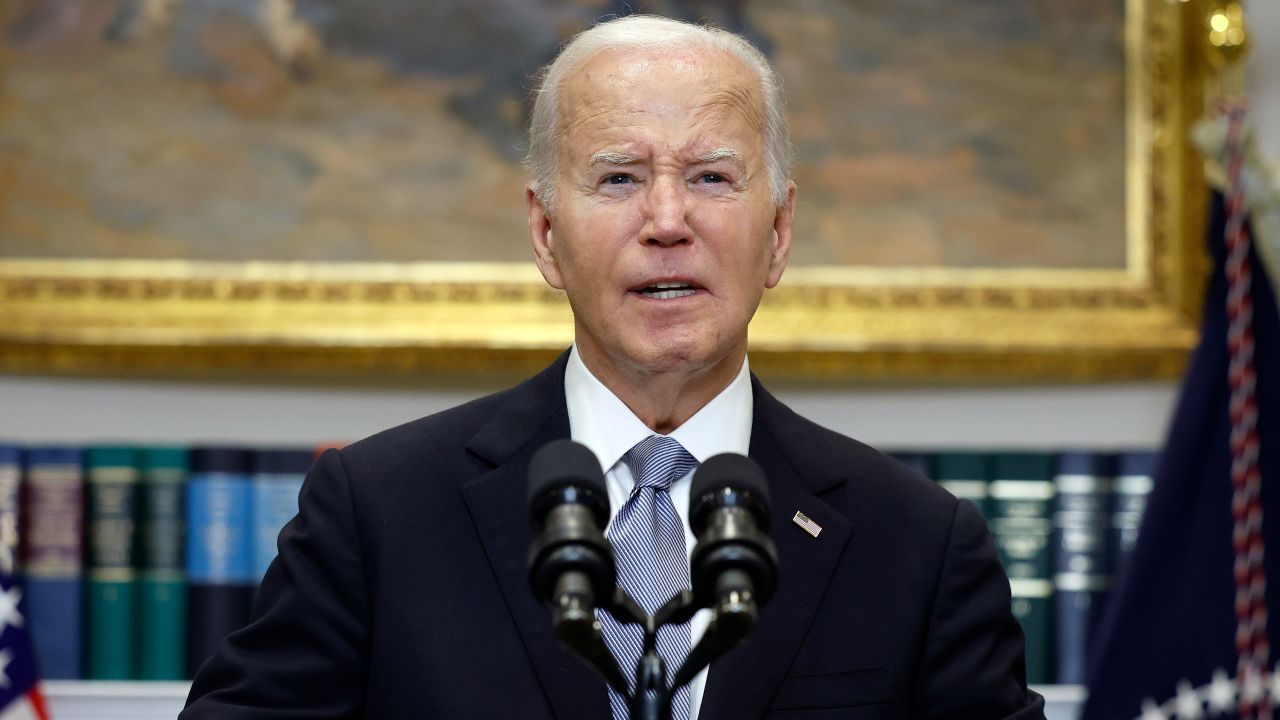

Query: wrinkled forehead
[[557, 48, 767, 149]]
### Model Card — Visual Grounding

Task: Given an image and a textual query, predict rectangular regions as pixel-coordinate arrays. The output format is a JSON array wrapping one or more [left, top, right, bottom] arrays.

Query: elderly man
[[182, 15, 1046, 720]]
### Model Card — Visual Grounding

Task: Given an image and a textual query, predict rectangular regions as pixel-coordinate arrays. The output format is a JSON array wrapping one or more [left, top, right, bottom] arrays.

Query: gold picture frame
[[0, 0, 1215, 381]]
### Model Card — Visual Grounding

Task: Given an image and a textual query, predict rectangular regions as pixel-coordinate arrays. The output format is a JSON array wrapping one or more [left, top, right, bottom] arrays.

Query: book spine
[[185, 469, 254, 677], [1052, 454, 1113, 684], [990, 453, 1056, 685], [138, 457, 188, 680], [0, 446, 20, 572], [21, 449, 85, 679], [1112, 452, 1156, 577], [85, 449, 141, 679], [251, 472, 305, 581], [932, 452, 991, 520]]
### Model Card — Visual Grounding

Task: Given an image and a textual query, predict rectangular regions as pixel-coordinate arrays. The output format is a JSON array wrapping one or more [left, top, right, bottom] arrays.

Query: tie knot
[[624, 435, 697, 492]]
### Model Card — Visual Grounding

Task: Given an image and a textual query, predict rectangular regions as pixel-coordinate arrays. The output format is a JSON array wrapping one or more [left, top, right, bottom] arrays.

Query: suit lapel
[[459, 354, 611, 720], [699, 380, 854, 720]]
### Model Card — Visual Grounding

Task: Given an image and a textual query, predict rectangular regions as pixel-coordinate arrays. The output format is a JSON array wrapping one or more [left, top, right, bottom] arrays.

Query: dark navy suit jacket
[[182, 353, 1046, 719]]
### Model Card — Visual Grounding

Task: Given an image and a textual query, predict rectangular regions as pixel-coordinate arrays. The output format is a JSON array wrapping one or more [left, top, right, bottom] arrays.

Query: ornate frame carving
[[0, 0, 1211, 380]]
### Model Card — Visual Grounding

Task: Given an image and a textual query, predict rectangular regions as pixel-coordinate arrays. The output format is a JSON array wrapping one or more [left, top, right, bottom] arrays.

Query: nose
[[642, 175, 691, 247]]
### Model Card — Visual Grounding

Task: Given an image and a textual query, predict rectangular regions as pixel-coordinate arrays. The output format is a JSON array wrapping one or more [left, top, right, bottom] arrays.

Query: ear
[[764, 181, 796, 289], [527, 184, 565, 290]]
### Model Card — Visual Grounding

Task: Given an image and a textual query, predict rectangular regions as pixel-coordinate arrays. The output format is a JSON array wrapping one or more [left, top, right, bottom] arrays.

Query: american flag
[[1082, 106, 1280, 720], [791, 511, 822, 539], [0, 569, 49, 720]]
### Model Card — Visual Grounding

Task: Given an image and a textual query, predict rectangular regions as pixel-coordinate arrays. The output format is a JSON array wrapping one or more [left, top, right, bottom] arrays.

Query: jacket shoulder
[[335, 352, 570, 483], [340, 388, 510, 470], [757, 386, 957, 521]]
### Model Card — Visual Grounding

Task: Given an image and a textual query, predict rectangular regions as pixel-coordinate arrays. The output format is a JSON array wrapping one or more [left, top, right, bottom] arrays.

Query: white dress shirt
[[564, 345, 754, 720]]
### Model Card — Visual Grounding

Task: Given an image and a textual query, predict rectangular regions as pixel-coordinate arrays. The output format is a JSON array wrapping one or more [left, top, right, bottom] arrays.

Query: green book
[[989, 452, 1056, 685], [932, 452, 991, 519], [138, 447, 189, 680], [85, 446, 141, 680]]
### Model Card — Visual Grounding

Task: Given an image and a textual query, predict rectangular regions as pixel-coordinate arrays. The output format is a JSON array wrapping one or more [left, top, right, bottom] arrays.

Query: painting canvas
[[1, 0, 1126, 270], [0, 0, 1207, 380]]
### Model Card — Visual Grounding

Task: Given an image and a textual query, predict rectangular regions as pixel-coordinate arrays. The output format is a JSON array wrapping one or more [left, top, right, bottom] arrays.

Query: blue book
[[1111, 451, 1156, 577], [21, 446, 85, 679], [251, 449, 312, 581], [1052, 451, 1114, 685], [185, 447, 254, 678]]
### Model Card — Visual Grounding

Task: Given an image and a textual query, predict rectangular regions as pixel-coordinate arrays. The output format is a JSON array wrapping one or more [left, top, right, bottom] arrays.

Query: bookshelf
[[46, 682, 186, 719], [10, 378, 1172, 719], [44, 682, 1087, 719]]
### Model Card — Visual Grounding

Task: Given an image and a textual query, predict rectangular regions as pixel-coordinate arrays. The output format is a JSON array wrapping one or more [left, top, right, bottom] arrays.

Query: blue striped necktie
[[601, 435, 697, 720]]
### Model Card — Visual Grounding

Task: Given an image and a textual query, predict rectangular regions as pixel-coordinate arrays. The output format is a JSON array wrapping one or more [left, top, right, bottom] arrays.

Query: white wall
[[0, 374, 1178, 451], [4, 5, 1278, 455], [1249, 0, 1280, 164]]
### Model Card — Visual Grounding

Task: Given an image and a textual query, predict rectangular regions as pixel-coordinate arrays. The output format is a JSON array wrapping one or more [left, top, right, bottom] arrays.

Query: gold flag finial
[[1204, 0, 1249, 100]]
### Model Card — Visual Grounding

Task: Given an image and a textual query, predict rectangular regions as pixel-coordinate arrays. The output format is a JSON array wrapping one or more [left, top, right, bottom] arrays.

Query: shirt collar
[[564, 345, 753, 473]]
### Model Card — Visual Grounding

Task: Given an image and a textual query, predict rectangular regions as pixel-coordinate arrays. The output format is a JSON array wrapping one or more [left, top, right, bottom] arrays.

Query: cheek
[[562, 203, 642, 250], [554, 220, 626, 292], [700, 215, 772, 272], [690, 210, 748, 259]]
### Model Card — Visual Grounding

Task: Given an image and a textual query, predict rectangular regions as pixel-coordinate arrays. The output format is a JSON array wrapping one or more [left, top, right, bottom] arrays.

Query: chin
[[624, 336, 728, 375]]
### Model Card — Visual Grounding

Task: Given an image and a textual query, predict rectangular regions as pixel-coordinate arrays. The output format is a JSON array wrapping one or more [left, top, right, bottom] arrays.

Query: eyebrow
[[588, 151, 637, 166], [586, 147, 745, 169], [695, 147, 742, 165]]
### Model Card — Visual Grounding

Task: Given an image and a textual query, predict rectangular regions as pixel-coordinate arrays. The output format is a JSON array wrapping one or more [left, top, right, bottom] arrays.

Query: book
[[85, 446, 141, 680], [989, 452, 1056, 685], [138, 446, 189, 680], [1112, 451, 1157, 577], [1052, 451, 1113, 685], [0, 444, 19, 573], [186, 447, 254, 678], [932, 452, 991, 519], [20, 446, 84, 679], [251, 448, 311, 581]]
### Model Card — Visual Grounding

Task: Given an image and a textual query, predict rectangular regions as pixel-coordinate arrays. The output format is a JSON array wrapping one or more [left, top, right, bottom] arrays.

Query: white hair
[[526, 14, 792, 211]]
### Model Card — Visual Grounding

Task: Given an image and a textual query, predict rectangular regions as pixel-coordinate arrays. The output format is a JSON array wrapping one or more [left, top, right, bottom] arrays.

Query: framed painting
[[0, 0, 1214, 380]]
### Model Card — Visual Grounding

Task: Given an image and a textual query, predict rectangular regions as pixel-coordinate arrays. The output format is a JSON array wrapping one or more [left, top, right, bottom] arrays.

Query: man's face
[[528, 48, 795, 379]]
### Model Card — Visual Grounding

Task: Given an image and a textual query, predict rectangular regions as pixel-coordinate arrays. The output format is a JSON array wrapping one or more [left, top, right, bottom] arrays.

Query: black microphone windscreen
[[527, 439, 608, 506], [690, 453, 770, 506]]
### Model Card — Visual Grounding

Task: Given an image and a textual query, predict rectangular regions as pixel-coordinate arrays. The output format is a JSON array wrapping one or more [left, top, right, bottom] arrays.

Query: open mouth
[[638, 281, 698, 299]]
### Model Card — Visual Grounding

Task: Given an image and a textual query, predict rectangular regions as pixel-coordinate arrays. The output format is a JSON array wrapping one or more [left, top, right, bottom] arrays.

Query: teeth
[[653, 282, 691, 289], [648, 288, 696, 299]]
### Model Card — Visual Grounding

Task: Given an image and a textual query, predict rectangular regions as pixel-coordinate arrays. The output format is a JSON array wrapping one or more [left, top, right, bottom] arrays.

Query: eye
[[698, 172, 728, 184], [603, 173, 634, 185]]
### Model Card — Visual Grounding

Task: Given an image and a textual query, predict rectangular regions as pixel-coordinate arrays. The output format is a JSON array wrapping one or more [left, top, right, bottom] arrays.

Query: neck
[[576, 342, 745, 435]]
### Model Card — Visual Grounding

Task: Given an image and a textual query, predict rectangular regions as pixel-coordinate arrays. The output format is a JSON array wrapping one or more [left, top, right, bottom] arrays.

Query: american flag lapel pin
[[792, 511, 822, 538]]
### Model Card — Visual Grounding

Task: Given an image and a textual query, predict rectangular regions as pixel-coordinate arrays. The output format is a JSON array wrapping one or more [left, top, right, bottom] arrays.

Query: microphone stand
[[552, 581, 760, 720]]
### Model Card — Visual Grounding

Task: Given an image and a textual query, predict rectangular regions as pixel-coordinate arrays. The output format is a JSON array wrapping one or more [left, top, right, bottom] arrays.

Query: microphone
[[527, 439, 615, 617], [688, 454, 779, 618], [526, 440, 630, 694], [658, 454, 778, 694]]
